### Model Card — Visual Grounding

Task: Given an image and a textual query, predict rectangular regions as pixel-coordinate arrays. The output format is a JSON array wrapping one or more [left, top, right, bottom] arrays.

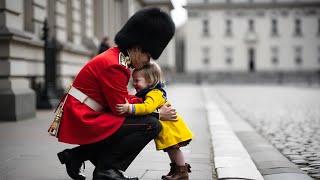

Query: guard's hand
[[116, 98, 131, 114], [159, 103, 177, 121]]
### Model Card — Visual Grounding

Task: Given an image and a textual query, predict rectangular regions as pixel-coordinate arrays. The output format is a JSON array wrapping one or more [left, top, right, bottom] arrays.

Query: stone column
[[0, 0, 36, 121]]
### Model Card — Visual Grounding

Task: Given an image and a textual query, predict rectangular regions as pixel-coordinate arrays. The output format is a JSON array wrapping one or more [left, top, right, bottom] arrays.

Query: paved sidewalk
[[1, 84, 317, 180], [0, 85, 215, 180]]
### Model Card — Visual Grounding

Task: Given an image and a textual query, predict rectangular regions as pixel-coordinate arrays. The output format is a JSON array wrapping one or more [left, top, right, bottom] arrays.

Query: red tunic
[[58, 47, 139, 145]]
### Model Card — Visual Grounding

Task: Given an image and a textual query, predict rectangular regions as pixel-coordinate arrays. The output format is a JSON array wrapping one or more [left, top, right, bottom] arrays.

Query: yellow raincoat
[[133, 89, 193, 150]]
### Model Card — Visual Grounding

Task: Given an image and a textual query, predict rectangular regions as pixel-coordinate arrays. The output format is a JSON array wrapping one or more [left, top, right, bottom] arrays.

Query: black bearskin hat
[[115, 7, 175, 60]]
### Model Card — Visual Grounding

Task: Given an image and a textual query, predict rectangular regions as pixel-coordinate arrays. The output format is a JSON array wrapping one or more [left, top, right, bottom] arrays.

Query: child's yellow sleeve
[[133, 89, 166, 115]]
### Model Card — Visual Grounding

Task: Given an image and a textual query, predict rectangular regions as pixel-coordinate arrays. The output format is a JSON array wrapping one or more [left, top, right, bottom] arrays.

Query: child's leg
[[167, 151, 175, 163], [167, 148, 185, 166], [162, 151, 177, 178]]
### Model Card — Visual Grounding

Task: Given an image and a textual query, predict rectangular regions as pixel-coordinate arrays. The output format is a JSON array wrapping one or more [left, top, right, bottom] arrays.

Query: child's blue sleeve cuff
[[131, 104, 135, 114]]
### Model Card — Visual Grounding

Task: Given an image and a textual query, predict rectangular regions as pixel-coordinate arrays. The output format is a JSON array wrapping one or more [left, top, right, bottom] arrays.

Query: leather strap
[[68, 86, 103, 112]]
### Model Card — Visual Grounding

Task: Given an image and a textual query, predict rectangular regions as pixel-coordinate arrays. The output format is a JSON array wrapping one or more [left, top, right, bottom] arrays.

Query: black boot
[[57, 149, 86, 180], [93, 168, 138, 180]]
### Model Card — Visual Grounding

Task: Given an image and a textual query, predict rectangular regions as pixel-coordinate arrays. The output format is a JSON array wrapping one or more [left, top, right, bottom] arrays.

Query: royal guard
[[50, 7, 176, 180]]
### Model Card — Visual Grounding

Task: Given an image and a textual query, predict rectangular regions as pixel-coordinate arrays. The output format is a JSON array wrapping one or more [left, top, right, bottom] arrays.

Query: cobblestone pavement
[[214, 85, 320, 179]]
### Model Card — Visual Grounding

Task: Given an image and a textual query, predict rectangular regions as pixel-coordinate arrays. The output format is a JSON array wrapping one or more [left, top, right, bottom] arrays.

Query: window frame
[[271, 46, 279, 65], [271, 18, 279, 37], [248, 19, 255, 32], [225, 19, 232, 37], [202, 19, 210, 37], [294, 46, 303, 65], [294, 18, 302, 37]]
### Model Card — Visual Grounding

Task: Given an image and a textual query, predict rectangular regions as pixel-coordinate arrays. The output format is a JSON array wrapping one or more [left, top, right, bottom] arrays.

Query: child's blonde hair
[[133, 62, 163, 88]]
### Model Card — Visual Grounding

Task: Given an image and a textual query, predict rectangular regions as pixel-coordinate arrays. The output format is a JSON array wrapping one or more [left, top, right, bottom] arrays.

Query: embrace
[[50, 7, 193, 180]]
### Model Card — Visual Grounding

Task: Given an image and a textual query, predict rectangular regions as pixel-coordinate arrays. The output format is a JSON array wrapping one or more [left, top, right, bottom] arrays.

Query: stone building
[[0, 0, 174, 121], [184, 0, 320, 77]]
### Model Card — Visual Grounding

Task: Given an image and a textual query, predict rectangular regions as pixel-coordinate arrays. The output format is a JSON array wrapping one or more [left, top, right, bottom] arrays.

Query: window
[[202, 47, 210, 65], [318, 19, 320, 35], [203, 58, 209, 65], [248, 19, 255, 32], [203, 19, 210, 37], [225, 47, 233, 65], [294, 18, 302, 36], [225, 19, 232, 36], [318, 46, 320, 64], [66, 1, 73, 42], [294, 46, 302, 65], [24, 0, 34, 33], [271, 19, 278, 36], [271, 46, 279, 65]]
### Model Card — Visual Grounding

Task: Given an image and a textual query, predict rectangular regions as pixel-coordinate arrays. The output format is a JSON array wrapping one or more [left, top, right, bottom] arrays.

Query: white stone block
[[5, 0, 22, 14], [9, 60, 43, 76], [73, 35, 81, 45], [10, 42, 43, 61], [86, 29, 93, 37], [73, 22, 81, 34], [217, 167, 264, 180], [56, 1, 66, 15], [73, 0, 81, 10], [72, 11, 81, 22], [214, 157, 257, 169], [56, 15, 66, 28], [33, 6, 46, 22], [86, 19, 92, 28], [33, 0, 47, 8], [59, 51, 89, 65], [86, 7, 92, 17], [56, 29, 67, 42], [4, 10, 23, 30], [85, 0, 92, 6], [58, 63, 82, 76], [5, 78, 31, 89]]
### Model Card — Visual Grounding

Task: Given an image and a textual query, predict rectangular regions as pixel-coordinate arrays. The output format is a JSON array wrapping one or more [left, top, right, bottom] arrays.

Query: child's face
[[132, 71, 150, 92]]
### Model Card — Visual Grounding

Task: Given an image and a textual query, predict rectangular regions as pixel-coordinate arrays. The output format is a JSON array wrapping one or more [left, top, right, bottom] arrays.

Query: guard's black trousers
[[70, 115, 162, 171]]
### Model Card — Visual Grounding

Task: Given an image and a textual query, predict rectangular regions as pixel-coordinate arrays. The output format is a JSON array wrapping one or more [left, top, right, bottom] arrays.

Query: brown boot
[[163, 164, 189, 180], [161, 163, 176, 179], [186, 163, 191, 173], [162, 163, 191, 179]]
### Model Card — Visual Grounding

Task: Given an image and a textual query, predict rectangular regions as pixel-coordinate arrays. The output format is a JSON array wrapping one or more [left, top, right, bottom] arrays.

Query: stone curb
[[203, 86, 313, 180], [203, 87, 264, 180]]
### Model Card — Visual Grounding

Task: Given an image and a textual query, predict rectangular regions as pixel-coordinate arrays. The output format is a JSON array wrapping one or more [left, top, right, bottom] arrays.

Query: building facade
[[185, 0, 320, 74], [0, 0, 174, 121]]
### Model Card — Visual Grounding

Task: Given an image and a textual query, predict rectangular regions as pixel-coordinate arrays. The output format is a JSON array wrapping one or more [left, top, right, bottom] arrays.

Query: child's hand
[[116, 98, 132, 114]]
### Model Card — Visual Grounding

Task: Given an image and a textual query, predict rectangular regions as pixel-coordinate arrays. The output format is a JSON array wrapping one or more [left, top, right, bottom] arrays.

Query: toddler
[[116, 62, 193, 180]]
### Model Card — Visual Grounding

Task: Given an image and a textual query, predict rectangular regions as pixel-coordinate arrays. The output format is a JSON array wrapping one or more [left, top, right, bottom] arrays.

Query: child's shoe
[[162, 163, 191, 179], [161, 163, 176, 179], [163, 164, 191, 180]]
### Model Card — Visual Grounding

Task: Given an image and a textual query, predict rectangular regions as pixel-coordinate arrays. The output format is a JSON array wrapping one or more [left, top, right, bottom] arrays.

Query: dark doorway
[[248, 48, 255, 72]]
